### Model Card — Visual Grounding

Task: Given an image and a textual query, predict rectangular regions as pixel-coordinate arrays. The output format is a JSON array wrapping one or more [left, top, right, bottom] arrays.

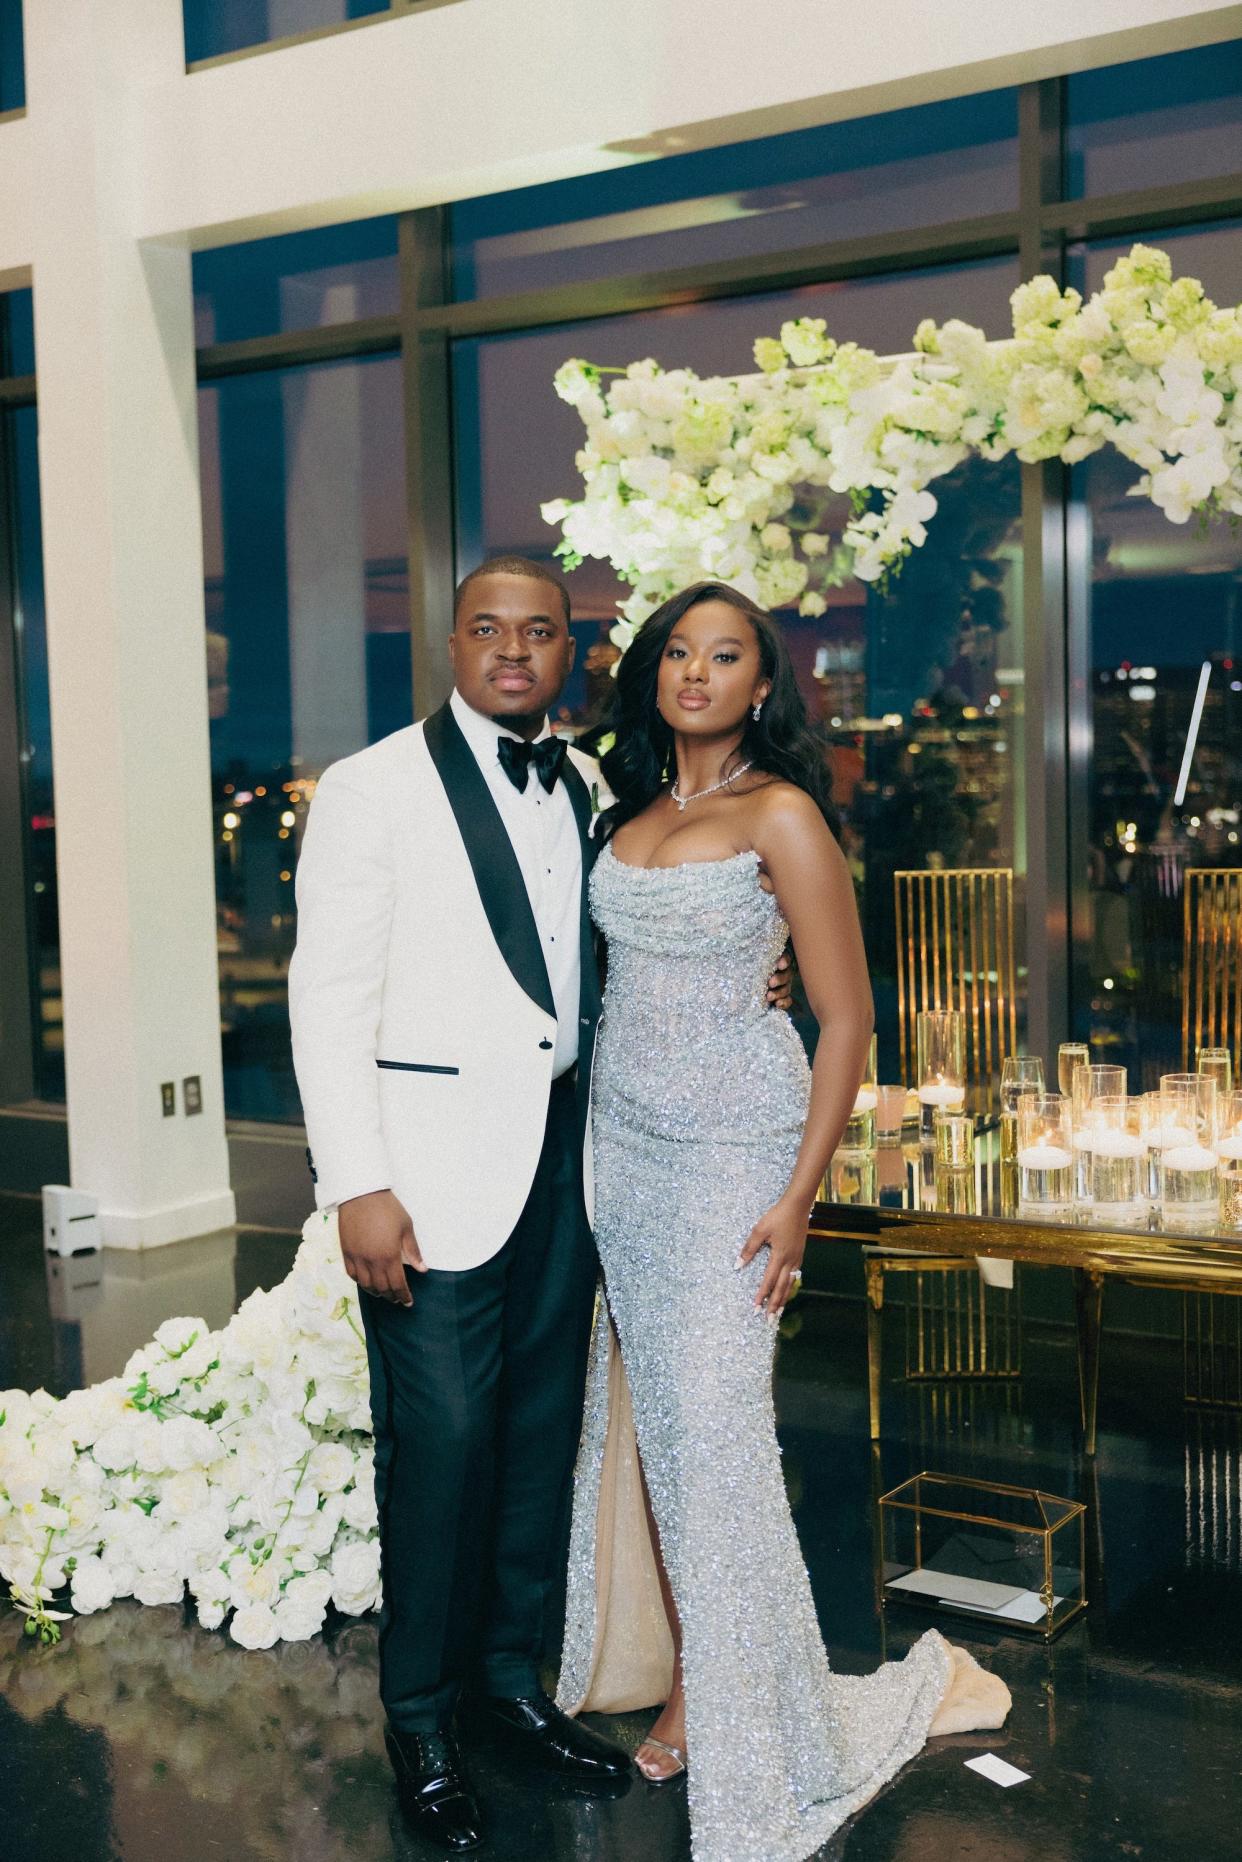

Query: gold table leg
[[1074, 1267, 1105, 1456], [865, 1256, 885, 1442]]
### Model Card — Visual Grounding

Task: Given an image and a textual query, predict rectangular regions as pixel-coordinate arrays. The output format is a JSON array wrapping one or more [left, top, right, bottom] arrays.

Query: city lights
[[222, 811, 240, 830], [280, 810, 296, 827]]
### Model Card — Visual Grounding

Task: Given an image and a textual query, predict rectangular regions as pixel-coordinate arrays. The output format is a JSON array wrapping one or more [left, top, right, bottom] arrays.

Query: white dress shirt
[[449, 688, 583, 1077]]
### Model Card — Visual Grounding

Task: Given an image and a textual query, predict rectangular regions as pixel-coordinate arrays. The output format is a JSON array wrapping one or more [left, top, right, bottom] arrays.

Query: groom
[[290, 557, 791, 1851]]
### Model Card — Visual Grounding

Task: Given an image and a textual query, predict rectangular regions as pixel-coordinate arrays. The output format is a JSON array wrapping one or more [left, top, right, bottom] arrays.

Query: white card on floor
[[965, 1753, 1029, 1788]]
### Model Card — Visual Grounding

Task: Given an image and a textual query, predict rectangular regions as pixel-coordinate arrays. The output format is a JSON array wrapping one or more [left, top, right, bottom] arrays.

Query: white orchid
[[541, 244, 1240, 621]]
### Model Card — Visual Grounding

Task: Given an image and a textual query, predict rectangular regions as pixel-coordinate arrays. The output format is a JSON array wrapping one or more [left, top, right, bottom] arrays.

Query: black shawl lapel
[[423, 703, 555, 1021], [561, 756, 603, 1025]]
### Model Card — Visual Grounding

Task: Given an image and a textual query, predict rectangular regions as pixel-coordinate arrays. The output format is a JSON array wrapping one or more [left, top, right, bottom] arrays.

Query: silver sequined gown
[[559, 846, 952, 1862]]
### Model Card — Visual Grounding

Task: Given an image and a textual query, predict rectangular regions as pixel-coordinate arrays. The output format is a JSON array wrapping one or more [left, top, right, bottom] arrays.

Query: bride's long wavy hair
[[597, 581, 838, 841]]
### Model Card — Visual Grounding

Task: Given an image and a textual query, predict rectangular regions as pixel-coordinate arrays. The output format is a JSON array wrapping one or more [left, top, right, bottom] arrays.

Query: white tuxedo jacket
[[288, 702, 603, 1270]]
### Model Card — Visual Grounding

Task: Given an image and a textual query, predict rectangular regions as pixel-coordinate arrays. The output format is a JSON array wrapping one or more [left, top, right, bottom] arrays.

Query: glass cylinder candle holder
[[1079, 1095, 1144, 1210], [1215, 1091, 1242, 1164], [934, 1110, 975, 1170], [842, 1033, 878, 1150], [1057, 1042, 1090, 1100], [1198, 1046, 1233, 1102], [1159, 1072, 1218, 1144], [875, 1084, 908, 1145], [1158, 1078, 1219, 1226], [916, 1010, 965, 1144], [1071, 1064, 1127, 1199], [1017, 1094, 1074, 1209], [1000, 1055, 1045, 1165]]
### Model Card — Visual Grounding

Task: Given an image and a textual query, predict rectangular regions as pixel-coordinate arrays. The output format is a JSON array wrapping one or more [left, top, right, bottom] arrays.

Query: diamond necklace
[[670, 759, 754, 811]]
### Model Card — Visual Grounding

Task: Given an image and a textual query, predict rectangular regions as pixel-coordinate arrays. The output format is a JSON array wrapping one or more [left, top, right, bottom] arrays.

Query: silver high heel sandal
[[636, 1735, 687, 1784]]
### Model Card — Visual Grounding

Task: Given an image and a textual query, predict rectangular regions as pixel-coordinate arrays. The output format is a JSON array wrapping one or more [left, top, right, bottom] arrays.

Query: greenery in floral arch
[[541, 244, 1242, 653]]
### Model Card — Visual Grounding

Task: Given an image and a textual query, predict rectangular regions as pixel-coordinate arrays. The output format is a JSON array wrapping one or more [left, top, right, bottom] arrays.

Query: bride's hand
[[736, 1197, 808, 1319]]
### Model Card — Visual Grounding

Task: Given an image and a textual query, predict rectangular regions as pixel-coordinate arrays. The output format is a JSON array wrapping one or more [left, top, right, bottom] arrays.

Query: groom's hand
[[338, 1189, 427, 1306], [765, 947, 797, 1013]]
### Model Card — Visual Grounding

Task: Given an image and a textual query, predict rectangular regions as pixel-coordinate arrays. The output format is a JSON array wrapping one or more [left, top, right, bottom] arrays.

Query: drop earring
[[752, 704, 763, 721]]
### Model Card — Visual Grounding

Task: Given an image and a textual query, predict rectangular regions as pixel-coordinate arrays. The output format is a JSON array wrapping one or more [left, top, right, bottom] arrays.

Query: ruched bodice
[[589, 845, 810, 1147]]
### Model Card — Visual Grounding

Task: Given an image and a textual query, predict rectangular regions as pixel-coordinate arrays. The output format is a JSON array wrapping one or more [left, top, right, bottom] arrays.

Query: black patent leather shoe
[[476, 1691, 632, 1780], [384, 1726, 485, 1852]]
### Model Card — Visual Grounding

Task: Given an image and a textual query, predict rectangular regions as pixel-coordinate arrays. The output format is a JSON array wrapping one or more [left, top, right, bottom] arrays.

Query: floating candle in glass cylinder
[[842, 1033, 878, 1150], [1079, 1095, 1144, 1209], [916, 1010, 965, 1144], [1159, 1072, 1218, 1143], [1071, 1065, 1127, 1199], [1158, 1076, 1219, 1224], [1000, 1055, 1045, 1165], [1198, 1046, 1233, 1102], [1017, 1094, 1074, 1209]]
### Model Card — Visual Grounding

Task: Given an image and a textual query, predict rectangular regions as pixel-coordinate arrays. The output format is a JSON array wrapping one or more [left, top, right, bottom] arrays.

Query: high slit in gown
[[557, 844, 957, 1862]]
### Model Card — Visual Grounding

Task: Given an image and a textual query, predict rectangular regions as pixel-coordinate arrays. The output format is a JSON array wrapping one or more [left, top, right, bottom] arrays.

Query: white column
[[23, 1, 235, 1247]]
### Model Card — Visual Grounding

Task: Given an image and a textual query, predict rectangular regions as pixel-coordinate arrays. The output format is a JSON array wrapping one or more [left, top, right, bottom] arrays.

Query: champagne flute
[[1198, 1046, 1233, 1103], [1057, 1042, 1089, 1100], [1000, 1055, 1045, 1165]]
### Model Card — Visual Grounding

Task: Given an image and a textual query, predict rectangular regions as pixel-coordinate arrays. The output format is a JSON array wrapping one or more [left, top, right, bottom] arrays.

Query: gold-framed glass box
[[878, 1472, 1086, 1640]]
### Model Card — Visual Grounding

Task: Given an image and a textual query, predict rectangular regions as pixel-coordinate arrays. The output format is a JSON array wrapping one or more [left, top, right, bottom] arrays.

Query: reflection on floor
[[3, 1193, 1242, 1861]]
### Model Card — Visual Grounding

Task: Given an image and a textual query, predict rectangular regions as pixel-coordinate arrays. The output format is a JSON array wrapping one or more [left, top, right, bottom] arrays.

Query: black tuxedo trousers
[[359, 1072, 597, 1731]]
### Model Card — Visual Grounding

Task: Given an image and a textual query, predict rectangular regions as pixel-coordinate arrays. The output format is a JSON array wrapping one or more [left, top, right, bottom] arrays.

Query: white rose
[[133, 1568, 185, 1607], [160, 1470, 210, 1520], [230, 1604, 281, 1650], [306, 1443, 355, 1496], [331, 1539, 381, 1615], [342, 1480, 377, 1534], [70, 1555, 116, 1615]]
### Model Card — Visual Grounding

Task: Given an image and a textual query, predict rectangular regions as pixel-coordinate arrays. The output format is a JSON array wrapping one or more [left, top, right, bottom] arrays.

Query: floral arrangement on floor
[[0, 1212, 378, 1648], [541, 244, 1242, 649]]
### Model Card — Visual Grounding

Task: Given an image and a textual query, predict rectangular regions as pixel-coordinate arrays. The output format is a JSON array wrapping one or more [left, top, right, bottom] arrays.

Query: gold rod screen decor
[[894, 869, 1018, 1100], [1182, 868, 1242, 1073]]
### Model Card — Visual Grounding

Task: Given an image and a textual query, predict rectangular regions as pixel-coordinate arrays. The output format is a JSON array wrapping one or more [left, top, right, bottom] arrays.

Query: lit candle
[[853, 1087, 878, 1113], [1016, 1142, 1073, 1169], [1151, 1121, 1196, 1151], [1161, 1143, 1219, 1172], [1083, 1129, 1143, 1159], [917, 1079, 964, 1106], [1216, 1129, 1242, 1162]]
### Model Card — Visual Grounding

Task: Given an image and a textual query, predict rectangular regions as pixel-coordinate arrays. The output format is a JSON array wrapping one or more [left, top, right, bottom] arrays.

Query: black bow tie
[[497, 733, 568, 795]]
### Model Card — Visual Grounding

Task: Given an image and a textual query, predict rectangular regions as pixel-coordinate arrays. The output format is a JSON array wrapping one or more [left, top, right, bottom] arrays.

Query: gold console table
[[810, 1138, 1242, 1455]]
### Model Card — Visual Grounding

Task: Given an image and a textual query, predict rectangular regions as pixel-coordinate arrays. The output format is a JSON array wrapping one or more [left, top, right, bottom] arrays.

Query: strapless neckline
[[601, 843, 761, 879]]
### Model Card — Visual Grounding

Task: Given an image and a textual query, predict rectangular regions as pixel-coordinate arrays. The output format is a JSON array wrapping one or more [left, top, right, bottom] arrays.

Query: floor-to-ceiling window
[[183, 0, 433, 64], [1070, 216, 1242, 1086], [0, 0, 24, 114], [0, 289, 58, 1105], [4, 38, 1242, 1156], [194, 223, 410, 1121]]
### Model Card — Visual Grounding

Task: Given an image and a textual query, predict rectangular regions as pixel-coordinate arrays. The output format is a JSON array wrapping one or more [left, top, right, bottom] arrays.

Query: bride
[[555, 581, 1009, 1861]]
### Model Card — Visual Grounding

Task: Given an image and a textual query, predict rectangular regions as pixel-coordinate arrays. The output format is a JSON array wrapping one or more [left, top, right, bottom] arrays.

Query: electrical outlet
[[183, 1075, 202, 1116], [160, 1082, 175, 1118]]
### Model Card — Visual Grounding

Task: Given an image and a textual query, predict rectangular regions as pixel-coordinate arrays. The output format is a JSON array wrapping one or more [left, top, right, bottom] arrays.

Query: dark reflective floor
[[4, 1192, 1242, 1861]]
